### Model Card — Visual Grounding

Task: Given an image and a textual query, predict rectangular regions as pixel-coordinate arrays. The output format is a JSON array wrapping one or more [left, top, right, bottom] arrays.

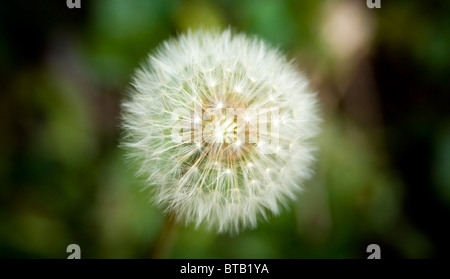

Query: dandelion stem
[[149, 215, 178, 259]]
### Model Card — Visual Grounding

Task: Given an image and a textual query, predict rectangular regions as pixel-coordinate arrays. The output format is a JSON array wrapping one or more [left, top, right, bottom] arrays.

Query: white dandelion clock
[[121, 29, 320, 234]]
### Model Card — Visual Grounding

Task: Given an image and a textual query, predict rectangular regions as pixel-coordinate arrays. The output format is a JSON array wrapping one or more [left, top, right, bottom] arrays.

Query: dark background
[[1, 0, 449, 258]]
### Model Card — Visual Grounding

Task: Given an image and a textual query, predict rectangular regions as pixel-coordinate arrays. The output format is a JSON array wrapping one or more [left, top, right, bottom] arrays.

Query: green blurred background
[[1, 0, 450, 258]]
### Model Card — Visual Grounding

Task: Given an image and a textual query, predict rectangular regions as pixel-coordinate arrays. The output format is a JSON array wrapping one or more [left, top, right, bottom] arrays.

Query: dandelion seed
[[121, 29, 320, 234]]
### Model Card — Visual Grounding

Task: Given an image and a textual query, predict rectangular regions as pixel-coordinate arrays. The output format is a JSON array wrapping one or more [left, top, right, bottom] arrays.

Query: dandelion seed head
[[121, 29, 320, 234]]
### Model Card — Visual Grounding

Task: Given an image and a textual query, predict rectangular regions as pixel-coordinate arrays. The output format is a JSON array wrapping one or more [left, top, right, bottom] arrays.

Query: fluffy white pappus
[[121, 29, 320, 234]]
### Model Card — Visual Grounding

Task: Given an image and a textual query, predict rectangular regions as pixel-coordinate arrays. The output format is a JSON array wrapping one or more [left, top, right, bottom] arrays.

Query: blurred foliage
[[0, 0, 449, 258]]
